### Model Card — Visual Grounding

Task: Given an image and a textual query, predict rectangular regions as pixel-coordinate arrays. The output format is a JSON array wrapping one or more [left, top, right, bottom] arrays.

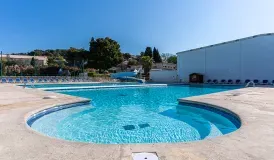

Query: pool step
[[205, 123, 223, 138]]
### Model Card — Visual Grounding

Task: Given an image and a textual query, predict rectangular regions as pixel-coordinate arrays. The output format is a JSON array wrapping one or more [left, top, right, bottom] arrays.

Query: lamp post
[[34, 53, 36, 76], [0, 51, 2, 77]]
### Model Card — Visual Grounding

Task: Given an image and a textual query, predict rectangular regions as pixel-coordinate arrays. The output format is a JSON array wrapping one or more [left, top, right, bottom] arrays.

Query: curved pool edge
[[177, 99, 242, 129], [26, 100, 91, 127], [23, 99, 95, 145]]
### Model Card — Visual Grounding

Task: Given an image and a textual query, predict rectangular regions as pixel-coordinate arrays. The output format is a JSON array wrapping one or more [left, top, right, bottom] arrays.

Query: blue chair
[[8, 78, 14, 83], [1, 78, 7, 83], [38, 78, 43, 83], [44, 78, 48, 83], [253, 79, 259, 84], [206, 79, 212, 84], [220, 79, 226, 84], [236, 79, 241, 84], [15, 78, 21, 83], [262, 80, 269, 85], [245, 79, 251, 83], [23, 78, 28, 83], [227, 79, 233, 84], [30, 78, 35, 83], [213, 79, 218, 84]]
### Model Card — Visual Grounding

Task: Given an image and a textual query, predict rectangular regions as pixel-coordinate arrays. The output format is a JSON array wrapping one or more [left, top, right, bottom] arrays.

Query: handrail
[[245, 81, 255, 87]]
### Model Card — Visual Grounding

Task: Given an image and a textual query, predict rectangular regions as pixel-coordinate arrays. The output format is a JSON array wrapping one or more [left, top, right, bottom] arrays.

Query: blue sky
[[1, 0, 274, 55]]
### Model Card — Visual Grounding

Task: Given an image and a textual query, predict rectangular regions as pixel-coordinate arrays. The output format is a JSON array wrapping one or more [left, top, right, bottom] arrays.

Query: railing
[[245, 81, 255, 87]]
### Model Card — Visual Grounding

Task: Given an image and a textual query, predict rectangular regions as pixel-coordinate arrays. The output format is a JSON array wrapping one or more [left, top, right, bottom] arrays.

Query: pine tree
[[30, 57, 35, 66], [153, 47, 162, 63], [144, 47, 153, 57]]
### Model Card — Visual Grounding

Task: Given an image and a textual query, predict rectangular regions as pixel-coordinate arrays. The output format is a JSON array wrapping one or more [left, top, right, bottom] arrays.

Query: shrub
[[40, 66, 59, 76], [64, 66, 81, 76], [88, 72, 110, 78], [85, 68, 97, 73], [88, 72, 96, 77]]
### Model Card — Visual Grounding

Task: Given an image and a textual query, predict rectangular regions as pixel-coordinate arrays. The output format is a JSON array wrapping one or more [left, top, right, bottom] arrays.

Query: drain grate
[[123, 123, 150, 131], [132, 152, 158, 160], [138, 123, 150, 128], [123, 125, 135, 130]]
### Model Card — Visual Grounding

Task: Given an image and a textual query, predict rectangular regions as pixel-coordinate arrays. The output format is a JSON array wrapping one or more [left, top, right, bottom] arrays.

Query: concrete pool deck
[[0, 84, 274, 160]]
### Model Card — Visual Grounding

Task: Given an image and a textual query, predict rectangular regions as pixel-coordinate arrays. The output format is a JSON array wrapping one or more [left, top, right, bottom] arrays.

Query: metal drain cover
[[132, 152, 158, 160], [43, 96, 57, 99]]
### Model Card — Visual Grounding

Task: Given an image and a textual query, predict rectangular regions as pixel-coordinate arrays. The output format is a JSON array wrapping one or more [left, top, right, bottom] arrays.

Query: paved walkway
[[0, 84, 274, 160]]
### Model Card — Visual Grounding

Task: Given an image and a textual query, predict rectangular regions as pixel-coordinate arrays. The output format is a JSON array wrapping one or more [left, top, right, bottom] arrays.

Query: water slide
[[111, 69, 145, 83]]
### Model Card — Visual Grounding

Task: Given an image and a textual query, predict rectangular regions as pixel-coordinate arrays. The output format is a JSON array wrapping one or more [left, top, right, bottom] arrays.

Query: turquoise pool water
[[29, 85, 241, 144]]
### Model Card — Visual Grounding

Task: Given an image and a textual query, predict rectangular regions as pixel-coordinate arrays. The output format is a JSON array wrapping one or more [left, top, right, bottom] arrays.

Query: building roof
[[2, 55, 47, 61], [177, 33, 274, 55]]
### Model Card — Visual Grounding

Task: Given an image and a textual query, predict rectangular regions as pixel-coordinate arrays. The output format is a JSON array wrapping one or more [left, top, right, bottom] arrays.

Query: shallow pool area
[[28, 85, 241, 144]]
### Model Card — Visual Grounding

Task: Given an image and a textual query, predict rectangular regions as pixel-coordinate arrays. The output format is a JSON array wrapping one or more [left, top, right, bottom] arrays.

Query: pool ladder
[[245, 81, 255, 87]]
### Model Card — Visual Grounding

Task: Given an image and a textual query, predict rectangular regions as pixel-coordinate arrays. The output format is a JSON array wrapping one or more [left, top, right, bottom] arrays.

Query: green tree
[[152, 47, 162, 63], [141, 56, 153, 75], [128, 59, 138, 66], [30, 57, 35, 66], [161, 53, 173, 62], [65, 47, 89, 67], [5, 60, 16, 66], [47, 55, 66, 67], [89, 37, 123, 71], [28, 49, 43, 56], [144, 47, 153, 57], [167, 55, 177, 64], [123, 53, 131, 60]]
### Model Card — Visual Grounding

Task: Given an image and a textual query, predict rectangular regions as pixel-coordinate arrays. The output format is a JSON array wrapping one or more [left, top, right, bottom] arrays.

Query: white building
[[152, 63, 176, 70], [2, 55, 48, 66], [177, 33, 274, 83]]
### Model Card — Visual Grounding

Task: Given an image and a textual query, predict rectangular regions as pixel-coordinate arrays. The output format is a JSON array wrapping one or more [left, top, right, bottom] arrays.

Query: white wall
[[177, 34, 274, 83], [150, 70, 178, 83], [178, 49, 206, 82], [241, 35, 274, 81], [205, 41, 241, 81]]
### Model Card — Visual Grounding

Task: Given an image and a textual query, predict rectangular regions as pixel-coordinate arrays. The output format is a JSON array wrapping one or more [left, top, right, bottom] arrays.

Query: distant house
[[152, 63, 177, 70], [2, 55, 48, 66]]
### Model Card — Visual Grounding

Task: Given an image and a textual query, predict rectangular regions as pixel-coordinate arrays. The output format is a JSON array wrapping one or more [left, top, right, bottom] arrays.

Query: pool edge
[[177, 98, 242, 128]]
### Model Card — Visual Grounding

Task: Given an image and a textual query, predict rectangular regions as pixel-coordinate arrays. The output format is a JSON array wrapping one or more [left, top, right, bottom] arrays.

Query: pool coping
[[0, 84, 274, 160], [26, 101, 91, 127], [177, 100, 241, 128], [37, 83, 168, 91]]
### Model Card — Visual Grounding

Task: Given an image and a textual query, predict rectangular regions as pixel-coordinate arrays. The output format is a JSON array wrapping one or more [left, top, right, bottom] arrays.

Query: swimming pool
[[28, 85, 241, 144]]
